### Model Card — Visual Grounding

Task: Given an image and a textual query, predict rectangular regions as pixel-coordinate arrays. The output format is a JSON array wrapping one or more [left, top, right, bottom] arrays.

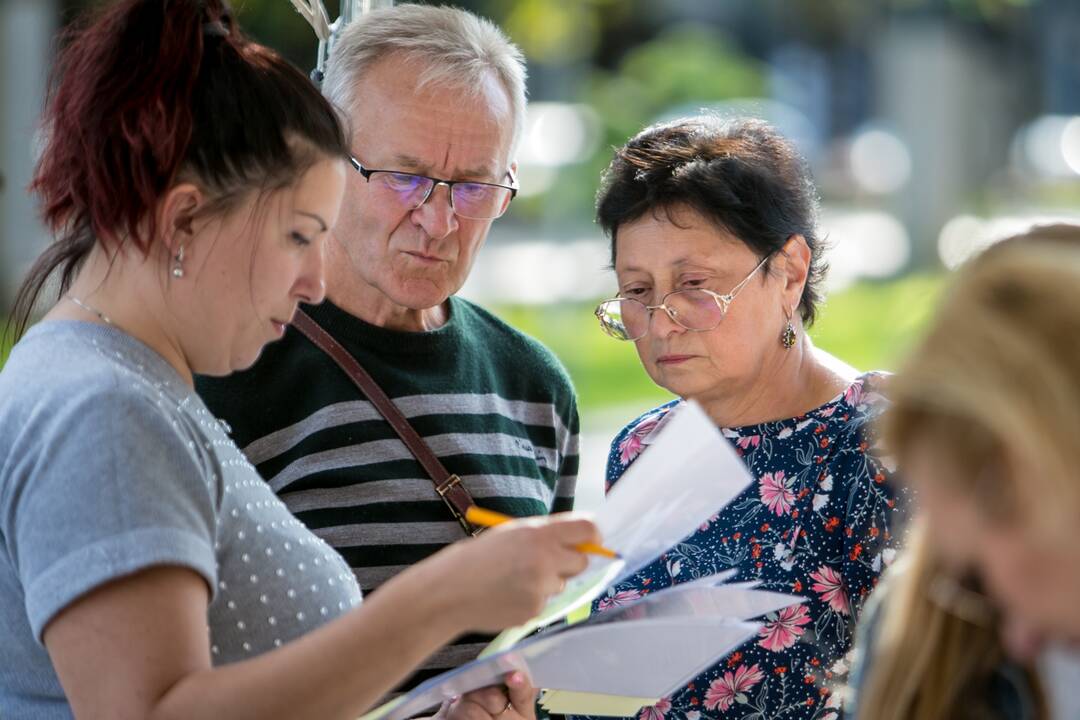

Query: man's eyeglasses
[[349, 158, 518, 220], [595, 255, 769, 342]]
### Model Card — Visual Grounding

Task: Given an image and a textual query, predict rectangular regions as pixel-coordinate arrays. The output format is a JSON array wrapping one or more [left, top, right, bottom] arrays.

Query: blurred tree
[[523, 25, 765, 224]]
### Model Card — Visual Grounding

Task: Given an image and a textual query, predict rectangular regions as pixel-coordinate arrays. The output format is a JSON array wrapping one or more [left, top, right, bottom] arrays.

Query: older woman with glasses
[[577, 117, 908, 720]]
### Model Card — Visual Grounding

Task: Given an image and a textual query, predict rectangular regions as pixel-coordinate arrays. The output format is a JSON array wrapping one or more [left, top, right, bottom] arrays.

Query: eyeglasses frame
[[348, 157, 518, 220], [595, 254, 771, 341]]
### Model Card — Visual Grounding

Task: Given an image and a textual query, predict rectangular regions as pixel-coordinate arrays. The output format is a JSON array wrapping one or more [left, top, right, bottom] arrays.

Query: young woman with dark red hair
[[0, 2, 597, 717]]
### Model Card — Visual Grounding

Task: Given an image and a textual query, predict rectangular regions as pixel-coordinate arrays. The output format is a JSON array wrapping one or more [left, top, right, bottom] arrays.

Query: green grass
[[0, 275, 946, 416], [491, 273, 946, 415]]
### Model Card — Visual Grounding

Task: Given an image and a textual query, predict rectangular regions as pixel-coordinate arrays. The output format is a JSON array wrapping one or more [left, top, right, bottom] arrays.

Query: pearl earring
[[172, 244, 185, 279]]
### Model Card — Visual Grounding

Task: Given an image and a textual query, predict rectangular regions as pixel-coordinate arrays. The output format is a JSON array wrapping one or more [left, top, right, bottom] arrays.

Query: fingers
[[446, 697, 498, 720], [505, 671, 538, 720], [459, 686, 511, 716], [447, 681, 535, 720], [542, 514, 602, 548]]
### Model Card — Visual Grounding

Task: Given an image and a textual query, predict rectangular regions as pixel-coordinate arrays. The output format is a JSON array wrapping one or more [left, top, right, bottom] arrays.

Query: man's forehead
[[348, 54, 515, 177], [389, 152, 497, 180]]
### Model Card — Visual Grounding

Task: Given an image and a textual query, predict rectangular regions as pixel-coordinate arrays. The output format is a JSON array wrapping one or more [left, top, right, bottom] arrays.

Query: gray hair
[[323, 4, 527, 157]]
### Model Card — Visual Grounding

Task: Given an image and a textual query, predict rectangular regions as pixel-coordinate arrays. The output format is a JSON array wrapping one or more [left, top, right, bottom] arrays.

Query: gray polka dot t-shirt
[[0, 321, 362, 718]]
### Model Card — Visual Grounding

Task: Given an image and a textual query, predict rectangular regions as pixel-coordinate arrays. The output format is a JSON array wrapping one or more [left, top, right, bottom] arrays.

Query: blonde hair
[[852, 524, 1042, 720], [851, 223, 1080, 720], [887, 223, 1080, 534], [322, 4, 527, 155]]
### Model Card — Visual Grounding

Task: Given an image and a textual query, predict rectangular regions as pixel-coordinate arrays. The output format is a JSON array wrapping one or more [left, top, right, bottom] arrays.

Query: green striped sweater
[[196, 297, 578, 690]]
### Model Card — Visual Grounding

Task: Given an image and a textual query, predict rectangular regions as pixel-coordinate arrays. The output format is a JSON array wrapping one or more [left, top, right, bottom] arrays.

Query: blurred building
[[4, 0, 1080, 309]]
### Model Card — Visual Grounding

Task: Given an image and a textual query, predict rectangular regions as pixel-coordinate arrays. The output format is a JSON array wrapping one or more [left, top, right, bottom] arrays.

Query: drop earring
[[781, 308, 797, 349], [172, 244, 185, 279]]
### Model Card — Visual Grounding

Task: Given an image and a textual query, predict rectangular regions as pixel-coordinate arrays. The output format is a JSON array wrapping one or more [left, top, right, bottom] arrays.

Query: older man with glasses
[[197, 4, 577, 705]]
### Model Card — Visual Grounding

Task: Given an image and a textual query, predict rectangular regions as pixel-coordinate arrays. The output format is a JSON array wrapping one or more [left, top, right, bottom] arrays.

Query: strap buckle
[[457, 513, 484, 537], [436, 474, 484, 537], [435, 473, 462, 497]]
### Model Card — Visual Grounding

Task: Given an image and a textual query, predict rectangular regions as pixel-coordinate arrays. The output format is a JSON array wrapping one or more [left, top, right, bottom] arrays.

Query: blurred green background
[[2, 0, 1077, 487], [4, 273, 945, 417], [490, 273, 944, 415]]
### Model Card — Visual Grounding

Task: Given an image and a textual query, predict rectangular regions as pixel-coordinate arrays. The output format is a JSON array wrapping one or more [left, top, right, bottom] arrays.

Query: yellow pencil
[[464, 506, 621, 559]]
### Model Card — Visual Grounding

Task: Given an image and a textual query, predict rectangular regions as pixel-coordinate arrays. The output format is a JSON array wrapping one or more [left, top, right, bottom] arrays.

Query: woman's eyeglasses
[[595, 255, 769, 342]]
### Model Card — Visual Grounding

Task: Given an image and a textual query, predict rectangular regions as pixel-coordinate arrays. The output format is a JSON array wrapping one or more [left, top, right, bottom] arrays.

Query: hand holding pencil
[[465, 507, 621, 559], [432, 509, 603, 631]]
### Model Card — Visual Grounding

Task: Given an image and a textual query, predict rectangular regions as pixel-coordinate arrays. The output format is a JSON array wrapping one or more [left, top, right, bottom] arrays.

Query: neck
[[325, 272, 449, 335], [695, 335, 855, 428], [49, 244, 196, 386]]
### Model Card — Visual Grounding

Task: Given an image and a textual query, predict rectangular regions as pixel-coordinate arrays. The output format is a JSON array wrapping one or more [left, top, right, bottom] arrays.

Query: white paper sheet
[[484, 401, 753, 653], [360, 402, 773, 720], [599, 401, 753, 576], [373, 618, 761, 720]]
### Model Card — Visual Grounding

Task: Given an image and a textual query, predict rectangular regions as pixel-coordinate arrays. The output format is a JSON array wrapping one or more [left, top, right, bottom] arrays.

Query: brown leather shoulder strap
[[291, 309, 481, 536]]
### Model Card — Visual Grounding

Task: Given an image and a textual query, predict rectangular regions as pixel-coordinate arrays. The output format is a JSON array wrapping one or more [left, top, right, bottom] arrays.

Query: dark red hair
[[10, 0, 349, 338]]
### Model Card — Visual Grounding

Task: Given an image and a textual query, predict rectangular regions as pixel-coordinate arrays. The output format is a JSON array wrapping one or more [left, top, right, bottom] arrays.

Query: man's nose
[[411, 183, 458, 240]]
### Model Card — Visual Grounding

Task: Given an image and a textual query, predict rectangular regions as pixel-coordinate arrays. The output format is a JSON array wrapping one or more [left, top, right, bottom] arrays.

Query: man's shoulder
[[198, 329, 315, 396], [194, 327, 328, 447], [452, 297, 574, 389]]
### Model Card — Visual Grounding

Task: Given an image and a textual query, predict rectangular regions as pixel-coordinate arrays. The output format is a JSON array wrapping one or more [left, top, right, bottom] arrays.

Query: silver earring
[[172, 245, 185, 279]]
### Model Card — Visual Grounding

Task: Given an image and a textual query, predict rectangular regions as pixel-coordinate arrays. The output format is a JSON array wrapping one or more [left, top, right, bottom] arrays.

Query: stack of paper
[[360, 401, 805, 720]]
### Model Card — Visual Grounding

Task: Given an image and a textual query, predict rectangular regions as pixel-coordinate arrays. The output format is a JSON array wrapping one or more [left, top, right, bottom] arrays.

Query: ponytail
[[9, 0, 348, 340]]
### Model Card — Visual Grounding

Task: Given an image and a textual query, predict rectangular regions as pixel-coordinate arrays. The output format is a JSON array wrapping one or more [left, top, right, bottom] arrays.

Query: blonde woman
[[845, 223, 1080, 719], [846, 523, 1044, 719]]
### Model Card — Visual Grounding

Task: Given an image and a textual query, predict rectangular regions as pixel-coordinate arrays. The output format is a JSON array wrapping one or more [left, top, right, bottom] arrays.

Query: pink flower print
[[705, 663, 765, 711], [757, 603, 811, 652], [810, 565, 850, 615], [597, 588, 644, 611], [843, 380, 864, 408], [699, 510, 720, 532], [759, 471, 795, 516], [736, 434, 761, 450], [617, 414, 664, 465], [638, 697, 672, 720]]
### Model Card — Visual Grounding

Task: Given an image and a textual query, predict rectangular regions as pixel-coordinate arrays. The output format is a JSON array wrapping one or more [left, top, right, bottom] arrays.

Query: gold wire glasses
[[595, 255, 769, 341]]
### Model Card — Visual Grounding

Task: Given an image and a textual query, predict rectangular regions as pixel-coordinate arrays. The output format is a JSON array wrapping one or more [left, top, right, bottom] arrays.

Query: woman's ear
[[777, 234, 811, 314], [157, 183, 204, 254]]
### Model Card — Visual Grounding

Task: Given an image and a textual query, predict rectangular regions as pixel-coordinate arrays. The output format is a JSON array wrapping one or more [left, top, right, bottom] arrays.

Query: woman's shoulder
[[1, 323, 209, 472], [815, 370, 893, 440], [846, 370, 892, 406], [605, 399, 682, 482], [2, 323, 128, 420]]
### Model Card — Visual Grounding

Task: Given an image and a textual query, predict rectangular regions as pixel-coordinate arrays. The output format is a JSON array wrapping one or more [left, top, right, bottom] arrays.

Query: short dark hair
[[596, 116, 827, 325]]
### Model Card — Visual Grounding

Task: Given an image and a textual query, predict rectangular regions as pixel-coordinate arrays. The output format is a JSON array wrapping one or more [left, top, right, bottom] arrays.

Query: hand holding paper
[[484, 401, 758, 652], [360, 401, 807, 720], [440, 513, 602, 633], [464, 507, 621, 559]]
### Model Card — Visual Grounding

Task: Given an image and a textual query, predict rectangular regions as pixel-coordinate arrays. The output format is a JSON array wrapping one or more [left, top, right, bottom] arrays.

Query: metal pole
[[0, 0, 56, 313]]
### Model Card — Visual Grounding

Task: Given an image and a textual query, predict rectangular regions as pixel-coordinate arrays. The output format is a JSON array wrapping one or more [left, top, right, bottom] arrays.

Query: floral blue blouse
[[575, 372, 906, 720]]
